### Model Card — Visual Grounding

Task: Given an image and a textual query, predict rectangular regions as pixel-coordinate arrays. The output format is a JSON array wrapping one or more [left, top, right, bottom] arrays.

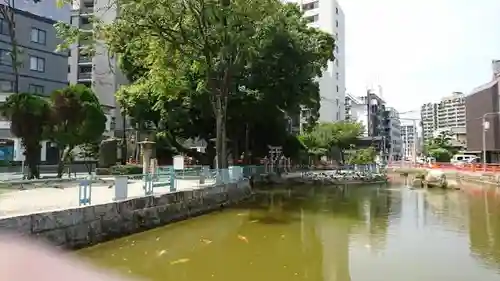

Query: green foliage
[[425, 131, 458, 162], [1, 93, 51, 179], [347, 147, 377, 165], [110, 164, 143, 175], [50, 85, 106, 146], [49, 84, 106, 177], [299, 121, 364, 160], [95, 164, 143, 175], [78, 141, 100, 174], [89, 0, 333, 165]]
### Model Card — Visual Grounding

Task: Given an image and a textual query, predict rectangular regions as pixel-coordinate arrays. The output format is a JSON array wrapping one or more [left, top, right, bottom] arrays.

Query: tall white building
[[289, 0, 346, 123], [401, 124, 417, 160]]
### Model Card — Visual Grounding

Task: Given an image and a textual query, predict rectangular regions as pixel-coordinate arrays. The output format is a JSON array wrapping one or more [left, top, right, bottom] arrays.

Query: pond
[[79, 185, 500, 281]]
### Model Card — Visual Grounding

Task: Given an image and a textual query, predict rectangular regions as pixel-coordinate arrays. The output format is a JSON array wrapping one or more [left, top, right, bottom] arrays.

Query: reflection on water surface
[[80, 185, 500, 281]]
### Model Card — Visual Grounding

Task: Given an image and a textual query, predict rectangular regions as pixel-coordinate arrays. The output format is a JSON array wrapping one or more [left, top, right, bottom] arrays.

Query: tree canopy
[[425, 131, 459, 162], [53, 0, 335, 166], [298, 121, 365, 163], [49, 85, 106, 177], [1, 93, 51, 178], [0, 85, 106, 178]]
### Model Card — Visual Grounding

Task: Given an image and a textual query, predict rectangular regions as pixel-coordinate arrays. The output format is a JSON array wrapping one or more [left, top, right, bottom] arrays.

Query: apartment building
[[465, 61, 500, 162], [400, 124, 416, 160], [420, 103, 437, 141], [344, 90, 393, 160], [68, 0, 127, 137], [344, 93, 368, 136], [387, 107, 402, 161], [0, 5, 70, 162], [420, 92, 466, 142], [289, 0, 345, 124]]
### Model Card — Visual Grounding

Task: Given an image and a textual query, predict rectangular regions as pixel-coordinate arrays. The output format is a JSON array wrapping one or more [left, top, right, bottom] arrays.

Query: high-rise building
[[289, 0, 345, 123], [420, 92, 466, 142], [0, 3, 70, 162], [68, 0, 126, 137], [400, 124, 416, 160], [465, 61, 500, 162], [387, 107, 402, 161]]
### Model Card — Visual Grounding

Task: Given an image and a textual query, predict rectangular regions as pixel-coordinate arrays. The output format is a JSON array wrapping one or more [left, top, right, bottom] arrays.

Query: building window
[[0, 49, 11, 66], [302, 1, 319, 11], [336, 98, 339, 106], [335, 59, 339, 66], [336, 72, 339, 80], [30, 56, 45, 72], [0, 80, 13, 93], [336, 20, 339, 27], [336, 7, 339, 14], [29, 84, 44, 95], [336, 85, 339, 92], [0, 18, 8, 35], [304, 15, 319, 23], [30, 28, 46, 45]]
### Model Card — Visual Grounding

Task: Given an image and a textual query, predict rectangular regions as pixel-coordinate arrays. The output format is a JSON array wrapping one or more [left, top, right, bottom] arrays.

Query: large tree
[[299, 121, 364, 163], [1, 93, 51, 179], [56, 0, 334, 168], [49, 84, 106, 177], [425, 131, 458, 162]]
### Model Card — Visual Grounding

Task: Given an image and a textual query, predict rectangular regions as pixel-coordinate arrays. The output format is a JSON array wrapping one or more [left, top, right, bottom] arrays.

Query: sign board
[[173, 155, 185, 170]]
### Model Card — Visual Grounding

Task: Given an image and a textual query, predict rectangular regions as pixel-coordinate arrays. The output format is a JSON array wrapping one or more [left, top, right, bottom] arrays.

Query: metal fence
[[76, 166, 265, 206]]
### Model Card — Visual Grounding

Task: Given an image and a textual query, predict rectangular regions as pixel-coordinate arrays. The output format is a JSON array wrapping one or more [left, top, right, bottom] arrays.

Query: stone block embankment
[[389, 167, 500, 187], [0, 182, 251, 249]]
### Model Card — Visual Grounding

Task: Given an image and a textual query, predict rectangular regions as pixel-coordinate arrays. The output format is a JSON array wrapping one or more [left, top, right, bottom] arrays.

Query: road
[[0, 178, 216, 218]]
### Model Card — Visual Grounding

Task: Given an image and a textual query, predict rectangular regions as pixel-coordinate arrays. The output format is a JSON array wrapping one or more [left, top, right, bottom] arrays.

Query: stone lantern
[[139, 138, 155, 174]]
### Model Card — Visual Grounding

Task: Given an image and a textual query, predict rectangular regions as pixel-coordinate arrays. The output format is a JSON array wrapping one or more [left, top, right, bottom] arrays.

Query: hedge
[[95, 164, 143, 175]]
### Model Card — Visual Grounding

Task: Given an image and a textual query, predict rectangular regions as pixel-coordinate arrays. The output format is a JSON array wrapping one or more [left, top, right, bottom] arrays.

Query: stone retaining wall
[[0, 181, 252, 249]]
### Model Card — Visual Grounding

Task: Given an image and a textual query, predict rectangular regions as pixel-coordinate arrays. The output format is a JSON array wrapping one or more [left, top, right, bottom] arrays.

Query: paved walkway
[[0, 178, 216, 218]]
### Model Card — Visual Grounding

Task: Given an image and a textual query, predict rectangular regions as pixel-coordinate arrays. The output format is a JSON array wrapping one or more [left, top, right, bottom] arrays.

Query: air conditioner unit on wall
[[493, 60, 500, 77]]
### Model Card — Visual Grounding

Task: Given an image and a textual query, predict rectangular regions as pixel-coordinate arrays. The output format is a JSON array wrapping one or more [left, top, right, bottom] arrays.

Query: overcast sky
[[339, 0, 500, 116]]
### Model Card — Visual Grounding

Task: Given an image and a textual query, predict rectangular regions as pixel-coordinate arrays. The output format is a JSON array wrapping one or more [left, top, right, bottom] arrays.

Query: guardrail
[[388, 161, 500, 173], [74, 166, 265, 206]]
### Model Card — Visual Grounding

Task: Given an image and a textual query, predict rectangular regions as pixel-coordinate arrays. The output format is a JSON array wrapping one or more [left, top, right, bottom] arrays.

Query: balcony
[[80, 6, 94, 14], [78, 55, 92, 64], [78, 72, 92, 80]]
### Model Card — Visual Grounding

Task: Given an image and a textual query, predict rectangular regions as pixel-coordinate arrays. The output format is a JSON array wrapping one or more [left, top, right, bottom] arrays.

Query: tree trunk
[[244, 123, 250, 164], [215, 101, 224, 169], [205, 142, 216, 168], [56, 145, 73, 178], [25, 144, 40, 180]]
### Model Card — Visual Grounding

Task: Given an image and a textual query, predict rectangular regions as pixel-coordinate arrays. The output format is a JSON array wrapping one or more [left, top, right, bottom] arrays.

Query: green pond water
[[80, 185, 500, 281]]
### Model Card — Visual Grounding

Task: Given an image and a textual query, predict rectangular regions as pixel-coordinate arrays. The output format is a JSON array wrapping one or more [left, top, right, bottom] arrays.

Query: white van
[[451, 154, 479, 165]]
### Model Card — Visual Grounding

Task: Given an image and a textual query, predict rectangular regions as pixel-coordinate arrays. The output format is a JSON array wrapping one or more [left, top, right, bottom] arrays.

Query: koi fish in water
[[237, 235, 249, 243], [170, 258, 190, 265]]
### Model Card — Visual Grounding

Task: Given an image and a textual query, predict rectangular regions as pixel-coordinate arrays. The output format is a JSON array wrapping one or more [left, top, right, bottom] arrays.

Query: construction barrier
[[388, 161, 500, 174]]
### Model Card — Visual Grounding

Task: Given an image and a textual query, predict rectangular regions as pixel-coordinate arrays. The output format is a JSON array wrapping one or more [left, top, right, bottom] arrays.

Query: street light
[[482, 112, 500, 171]]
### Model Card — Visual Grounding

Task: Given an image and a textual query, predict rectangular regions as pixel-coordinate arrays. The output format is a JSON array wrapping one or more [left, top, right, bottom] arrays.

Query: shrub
[[95, 168, 110, 175], [109, 164, 142, 175]]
